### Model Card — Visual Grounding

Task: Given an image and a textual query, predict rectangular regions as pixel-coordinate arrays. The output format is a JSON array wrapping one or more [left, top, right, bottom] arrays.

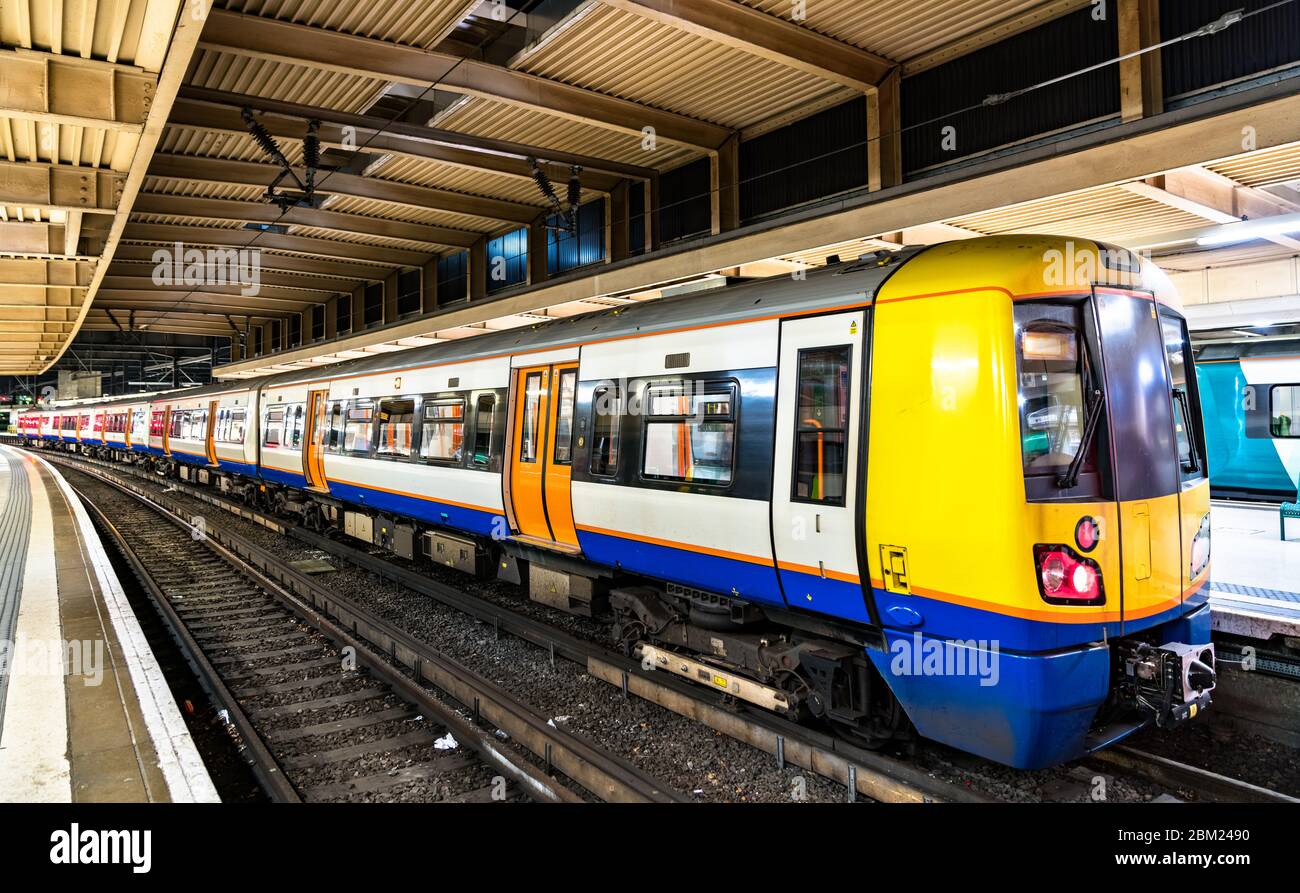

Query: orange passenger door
[[303, 389, 330, 492], [205, 400, 219, 465], [507, 363, 580, 551]]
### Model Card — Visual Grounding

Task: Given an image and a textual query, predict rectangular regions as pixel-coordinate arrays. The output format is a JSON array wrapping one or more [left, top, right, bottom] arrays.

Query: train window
[[216, 407, 246, 444], [1015, 313, 1093, 475], [1160, 311, 1206, 479], [150, 411, 165, 437], [589, 384, 622, 477], [1271, 386, 1300, 438], [286, 404, 307, 450], [419, 400, 464, 463], [169, 410, 185, 439], [325, 402, 345, 451], [471, 395, 496, 469], [230, 407, 247, 444], [376, 398, 414, 457], [520, 372, 543, 463], [264, 408, 285, 448], [343, 404, 374, 453], [792, 346, 851, 505], [553, 370, 577, 465], [641, 382, 736, 486]]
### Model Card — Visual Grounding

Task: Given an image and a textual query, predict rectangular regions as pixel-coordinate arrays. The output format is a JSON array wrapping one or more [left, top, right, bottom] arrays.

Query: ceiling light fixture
[[1196, 213, 1300, 246]]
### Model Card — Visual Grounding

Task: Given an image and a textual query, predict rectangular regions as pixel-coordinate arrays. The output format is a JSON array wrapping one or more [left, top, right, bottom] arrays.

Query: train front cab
[[865, 238, 1215, 769]]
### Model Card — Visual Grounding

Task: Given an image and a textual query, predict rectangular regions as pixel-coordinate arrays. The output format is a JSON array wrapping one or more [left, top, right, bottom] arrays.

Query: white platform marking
[[0, 449, 72, 802]]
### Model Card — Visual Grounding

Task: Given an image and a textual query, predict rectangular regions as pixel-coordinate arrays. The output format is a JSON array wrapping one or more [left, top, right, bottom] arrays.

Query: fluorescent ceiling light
[[1197, 214, 1300, 246]]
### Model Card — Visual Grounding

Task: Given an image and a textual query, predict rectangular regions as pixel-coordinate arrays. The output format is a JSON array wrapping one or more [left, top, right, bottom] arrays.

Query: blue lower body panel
[[868, 599, 1215, 768], [577, 528, 786, 609], [260, 466, 308, 488], [869, 632, 1110, 769], [326, 480, 499, 537], [777, 567, 871, 624], [216, 458, 258, 478]]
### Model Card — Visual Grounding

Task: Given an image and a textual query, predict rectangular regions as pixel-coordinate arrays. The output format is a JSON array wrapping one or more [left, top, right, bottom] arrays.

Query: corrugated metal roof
[[321, 194, 505, 234], [2, 0, 173, 68], [215, 0, 474, 49], [433, 95, 698, 170], [1207, 142, 1300, 188], [159, 126, 306, 163], [946, 185, 1212, 244], [514, 2, 850, 130], [188, 48, 389, 114], [142, 175, 266, 201], [0, 117, 139, 169], [371, 156, 557, 207], [735, 0, 1077, 64], [282, 225, 443, 253], [132, 213, 247, 229]]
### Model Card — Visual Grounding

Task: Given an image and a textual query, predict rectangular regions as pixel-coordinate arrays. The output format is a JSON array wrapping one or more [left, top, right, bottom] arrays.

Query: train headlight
[[1034, 544, 1104, 605], [1189, 513, 1211, 579]]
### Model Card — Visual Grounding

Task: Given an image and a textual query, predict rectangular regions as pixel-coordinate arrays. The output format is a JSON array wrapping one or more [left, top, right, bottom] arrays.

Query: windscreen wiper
[[1057, 387, 1104, 490]]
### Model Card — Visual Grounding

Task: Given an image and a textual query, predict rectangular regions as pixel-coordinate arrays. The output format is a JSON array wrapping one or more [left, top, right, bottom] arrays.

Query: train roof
[[1197, 338, 1300, 362], [254, 247, 927, 391]]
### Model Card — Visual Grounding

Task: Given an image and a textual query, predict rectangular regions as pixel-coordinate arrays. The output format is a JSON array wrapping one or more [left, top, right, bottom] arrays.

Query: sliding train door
[[770, 311, 872, 624], [205, 400, 219, 465], [303, 388, 330, 492], [506, 361, 580, 550]]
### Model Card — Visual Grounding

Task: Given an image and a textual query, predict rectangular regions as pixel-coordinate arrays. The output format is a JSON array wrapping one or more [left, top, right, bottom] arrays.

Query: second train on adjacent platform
[[15, 235, 1218, 770]]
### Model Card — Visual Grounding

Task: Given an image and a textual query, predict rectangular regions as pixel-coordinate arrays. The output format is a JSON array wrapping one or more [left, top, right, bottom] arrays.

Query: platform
[[0, 445, 218, 803], [1209, 501, 1300, 641]]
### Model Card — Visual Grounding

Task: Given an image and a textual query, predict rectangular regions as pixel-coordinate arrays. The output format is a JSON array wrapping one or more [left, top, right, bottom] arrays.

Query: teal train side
[[1196, 344, 1300, 501]]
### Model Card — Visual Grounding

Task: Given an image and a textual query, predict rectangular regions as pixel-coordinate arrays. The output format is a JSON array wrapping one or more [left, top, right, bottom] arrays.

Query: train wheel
[[832, 694, 911, 752], [614, 620, 646, 658]]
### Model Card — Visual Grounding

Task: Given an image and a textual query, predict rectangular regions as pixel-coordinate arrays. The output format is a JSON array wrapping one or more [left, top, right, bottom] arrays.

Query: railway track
[[58, 457, 684, 804], [45, 449, 1297, 804], [1090, 745, 1300, 804], [46, 450, 980, 803]]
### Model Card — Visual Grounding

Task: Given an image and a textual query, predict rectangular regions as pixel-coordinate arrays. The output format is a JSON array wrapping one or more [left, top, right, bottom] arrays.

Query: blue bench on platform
[[1282, 502, 1300, 540]]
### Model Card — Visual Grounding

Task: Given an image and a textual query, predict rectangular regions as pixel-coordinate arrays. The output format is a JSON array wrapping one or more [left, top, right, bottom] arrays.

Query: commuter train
[[16, 235, 1218, 770], [1195, 339, 1300, 501]]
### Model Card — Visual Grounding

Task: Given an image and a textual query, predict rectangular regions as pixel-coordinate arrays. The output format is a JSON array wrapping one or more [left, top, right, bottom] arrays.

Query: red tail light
[[1034, 544, 1104, 605]]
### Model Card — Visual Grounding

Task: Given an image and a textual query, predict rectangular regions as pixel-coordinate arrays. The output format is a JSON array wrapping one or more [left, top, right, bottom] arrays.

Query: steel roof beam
[[196, 9, 731, 150], [110, 245, 389, 282], [131, 193, 481, 248], [170, 90, 645, 187], [103, 271, 346, 294], [0, 50, 153, 132], [146, 153, 540, 225], [598, 0, 894, 91], [121, 224, 430, 267]]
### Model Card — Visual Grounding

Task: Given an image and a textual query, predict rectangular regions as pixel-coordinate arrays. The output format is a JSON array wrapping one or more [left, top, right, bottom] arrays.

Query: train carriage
[[1196, 345, 1300, 500], [25, 235, 1217, 769], [102, 405, 130, 451]]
